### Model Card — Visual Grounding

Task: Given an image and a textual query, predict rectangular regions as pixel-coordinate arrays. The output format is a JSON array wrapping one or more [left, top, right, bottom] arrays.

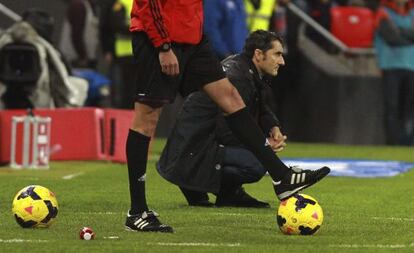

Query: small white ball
[[83, 232, 92, 240]]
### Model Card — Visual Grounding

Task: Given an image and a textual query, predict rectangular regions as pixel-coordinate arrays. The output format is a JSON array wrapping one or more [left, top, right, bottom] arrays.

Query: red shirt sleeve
[[133, 0, 171, 47]]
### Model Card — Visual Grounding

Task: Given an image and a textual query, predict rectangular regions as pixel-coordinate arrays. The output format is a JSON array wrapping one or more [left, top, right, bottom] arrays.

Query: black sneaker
[[179, 187, 214, 207], [273, 166, 330, 200], [125, 210, 173, 233], [215, 187, 270, 208]]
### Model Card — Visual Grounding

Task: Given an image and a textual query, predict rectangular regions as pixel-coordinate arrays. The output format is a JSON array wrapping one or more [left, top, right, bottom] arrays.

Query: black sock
[[126, 129, 150, 214], [225, 108, 290, 181]]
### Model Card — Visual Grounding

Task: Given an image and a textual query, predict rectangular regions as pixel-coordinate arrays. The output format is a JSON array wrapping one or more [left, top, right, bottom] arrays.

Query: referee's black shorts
[[131, 32, 226, 107]]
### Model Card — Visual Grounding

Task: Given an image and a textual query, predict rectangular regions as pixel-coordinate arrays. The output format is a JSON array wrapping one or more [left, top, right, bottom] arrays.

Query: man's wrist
[[157, 42, 172, 52]]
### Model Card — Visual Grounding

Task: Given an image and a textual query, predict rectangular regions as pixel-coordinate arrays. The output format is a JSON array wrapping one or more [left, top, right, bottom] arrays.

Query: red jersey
[[130, 0, 204, 47]]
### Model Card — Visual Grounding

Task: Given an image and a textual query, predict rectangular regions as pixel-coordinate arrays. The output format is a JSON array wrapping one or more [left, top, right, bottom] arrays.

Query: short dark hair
[[243, 30, 284, 58]]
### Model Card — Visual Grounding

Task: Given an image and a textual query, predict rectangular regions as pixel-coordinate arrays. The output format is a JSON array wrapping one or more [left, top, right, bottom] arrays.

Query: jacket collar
[[240, 53, 272, 89]]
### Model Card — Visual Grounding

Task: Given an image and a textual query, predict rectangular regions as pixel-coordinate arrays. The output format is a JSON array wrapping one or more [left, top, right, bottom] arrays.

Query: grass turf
[[0, 140, 413, 252]]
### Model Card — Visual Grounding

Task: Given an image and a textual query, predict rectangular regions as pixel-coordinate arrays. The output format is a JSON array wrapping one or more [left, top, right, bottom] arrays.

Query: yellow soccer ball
[[277, 193, 323, 235], [12, 185, 59, 228]]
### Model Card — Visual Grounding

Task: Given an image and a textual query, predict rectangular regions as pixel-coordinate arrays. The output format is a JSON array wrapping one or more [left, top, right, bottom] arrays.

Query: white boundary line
[[148, 242, 241, 247], [62, 172, 84, 180], [76, 211, 119, 215], [210, 212, 273, 217], [329, 243, 414, 249], [73, 211, 272, 217], [103, 236, 119, 239], [210, 212, 248, 216], [0, 239, 48, 243], [75, 211, 265, 216], [372, 217, 414, 222]]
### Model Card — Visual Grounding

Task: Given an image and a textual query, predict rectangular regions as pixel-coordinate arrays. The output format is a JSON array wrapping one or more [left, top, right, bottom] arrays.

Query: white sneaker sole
[[277, 184, 309, 200], [125, 224, 174, 233]]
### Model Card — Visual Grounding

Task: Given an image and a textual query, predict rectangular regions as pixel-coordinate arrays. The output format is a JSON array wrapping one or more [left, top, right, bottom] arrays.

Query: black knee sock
[[126, 129, 150, 214], [225, 108, 290, 182]]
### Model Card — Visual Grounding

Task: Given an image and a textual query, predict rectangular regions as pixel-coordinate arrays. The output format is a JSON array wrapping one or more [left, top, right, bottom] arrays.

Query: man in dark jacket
[[157, 30, 290, 208]]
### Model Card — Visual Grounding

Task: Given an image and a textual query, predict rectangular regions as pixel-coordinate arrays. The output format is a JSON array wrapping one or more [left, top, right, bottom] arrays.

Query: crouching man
[[157, 30, 289, 208]]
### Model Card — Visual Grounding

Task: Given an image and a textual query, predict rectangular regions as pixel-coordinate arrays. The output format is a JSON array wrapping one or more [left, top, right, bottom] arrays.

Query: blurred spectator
[[348, 0, 367, 6], [204, 0, 249, 60], [99, 0, 116, 64], [245, 0, 277, 31], [269, 0, 305, 125], [59, 0, 99, 68], [0, 9, 88, 109], [365, 0, 382, 10], [305, 0, 338, 51], [21, 8, 55, 43], [345, 0, 380, 9], [374, 0, 414, 145], [270, 0, 288, 39], [99, 0, 135, 109]]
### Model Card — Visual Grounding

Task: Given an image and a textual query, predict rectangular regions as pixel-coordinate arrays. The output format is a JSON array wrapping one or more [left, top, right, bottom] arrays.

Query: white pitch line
[[62, 172, 84, 180], [0, 239, 48, 243], [210, 212, 250, 216], [103, 236, 119, 239], [329, 243, 414, 249], [149, 242, 240, 247], [76, 211, 119, 215], [210, 212, 273, 217], [372, 216, 414, 222]]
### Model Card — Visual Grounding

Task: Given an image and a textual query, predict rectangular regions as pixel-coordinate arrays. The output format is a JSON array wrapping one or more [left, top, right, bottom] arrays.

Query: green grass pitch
[[1, 140, 413, 252]]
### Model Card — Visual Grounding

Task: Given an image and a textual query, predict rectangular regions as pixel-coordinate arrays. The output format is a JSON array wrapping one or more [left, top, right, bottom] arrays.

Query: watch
[[158, 42, 172, 52]]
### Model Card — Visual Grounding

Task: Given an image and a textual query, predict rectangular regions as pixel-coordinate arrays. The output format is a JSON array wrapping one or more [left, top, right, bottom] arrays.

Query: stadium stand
[[0, 2, 388, 146], [282, 3, 384, 145], [330, 6, 375, 48]]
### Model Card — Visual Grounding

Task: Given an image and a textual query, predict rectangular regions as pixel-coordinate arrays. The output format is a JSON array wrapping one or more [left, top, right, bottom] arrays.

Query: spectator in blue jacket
[[204, 0, 249, 60], [374, 0, 414, 145]]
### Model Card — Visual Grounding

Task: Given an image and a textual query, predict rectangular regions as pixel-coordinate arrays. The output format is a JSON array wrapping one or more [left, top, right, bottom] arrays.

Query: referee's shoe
[[273, 166, 330, 200], [125, 210, 173, 233]]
